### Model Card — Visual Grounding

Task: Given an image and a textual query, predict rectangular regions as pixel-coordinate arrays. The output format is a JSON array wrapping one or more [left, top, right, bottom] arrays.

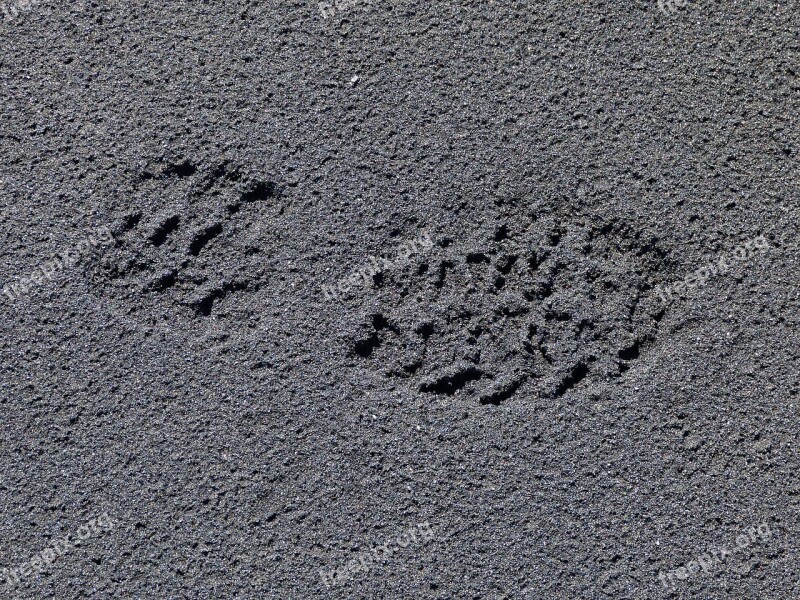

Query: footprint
[[91, 159, 282, 338], [347, 208, 672, 405]]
